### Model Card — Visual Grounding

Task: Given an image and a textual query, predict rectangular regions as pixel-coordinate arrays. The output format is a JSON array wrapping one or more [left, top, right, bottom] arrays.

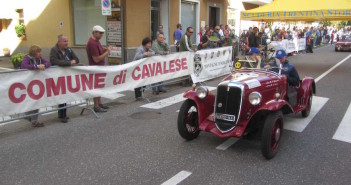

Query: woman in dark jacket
[[21, 45, 51, 127]]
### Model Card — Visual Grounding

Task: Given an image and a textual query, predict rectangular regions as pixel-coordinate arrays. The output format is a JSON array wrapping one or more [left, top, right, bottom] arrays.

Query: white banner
[[0, 52, 193, 116], [191, 47, 233, 83], [269, 38, 306, 53]]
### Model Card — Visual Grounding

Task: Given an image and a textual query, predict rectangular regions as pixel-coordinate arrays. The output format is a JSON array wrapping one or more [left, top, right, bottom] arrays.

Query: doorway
[[209, 6, 220, 28]]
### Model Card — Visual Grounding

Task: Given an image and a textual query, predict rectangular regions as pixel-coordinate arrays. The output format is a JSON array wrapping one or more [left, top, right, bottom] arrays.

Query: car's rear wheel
[[261, 111, 283, 160], [302, 89, 313, 117], [177, 99, 200, 140]]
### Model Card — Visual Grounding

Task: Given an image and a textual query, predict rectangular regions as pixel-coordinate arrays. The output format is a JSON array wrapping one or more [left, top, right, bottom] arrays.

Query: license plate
[[215, 113, 236, 122]]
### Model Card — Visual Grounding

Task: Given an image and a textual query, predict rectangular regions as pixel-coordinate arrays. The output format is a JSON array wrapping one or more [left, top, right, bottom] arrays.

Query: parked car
[[177, 60, 316, 159], [335, 35, 351, 52]]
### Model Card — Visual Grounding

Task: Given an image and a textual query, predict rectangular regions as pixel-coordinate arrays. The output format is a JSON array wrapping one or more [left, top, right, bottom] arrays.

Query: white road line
[[284, 96, 329, 132], [141, 87, 216, 109], [176, 110, 179, 112], [216, 138, 239, 150], [332, 102, 351, 143], [315, 54, 351, 83], [161, 171, 192, 185]]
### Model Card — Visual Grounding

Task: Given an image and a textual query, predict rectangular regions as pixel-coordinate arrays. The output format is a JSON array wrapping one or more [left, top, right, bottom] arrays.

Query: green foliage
[[10, 53, 24, 68], [15, 23, 26, 37], [337, 21, 351, 30], [319, 21, 332, 26]]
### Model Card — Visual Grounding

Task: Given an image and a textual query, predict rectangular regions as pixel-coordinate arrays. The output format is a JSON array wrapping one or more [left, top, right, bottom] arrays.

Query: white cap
[[93, 25, 105, 32]]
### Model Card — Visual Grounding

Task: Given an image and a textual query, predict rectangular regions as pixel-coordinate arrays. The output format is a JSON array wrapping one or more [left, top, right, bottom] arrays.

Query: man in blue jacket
[[275, 49, 300, 86]]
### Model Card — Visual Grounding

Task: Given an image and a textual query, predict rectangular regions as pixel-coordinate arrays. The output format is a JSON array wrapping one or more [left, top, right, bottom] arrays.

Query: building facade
[[0, 0, 229, 64]]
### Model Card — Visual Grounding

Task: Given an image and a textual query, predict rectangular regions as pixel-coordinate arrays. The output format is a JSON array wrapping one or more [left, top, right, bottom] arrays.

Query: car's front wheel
[[261, 111, 283, 159], [177, 99, 200, 140], [302, 89, 313, 117]]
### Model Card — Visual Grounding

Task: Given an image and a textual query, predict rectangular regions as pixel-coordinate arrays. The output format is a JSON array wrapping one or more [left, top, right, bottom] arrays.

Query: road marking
[[284, 96, 329, 132], [161, 171, 192, 185], [176, 110, 179, 112], [315, 54, 351, 83], [141, 87, 216, 109], [216, 138, 239, 150], [332, 102, 351, 143]]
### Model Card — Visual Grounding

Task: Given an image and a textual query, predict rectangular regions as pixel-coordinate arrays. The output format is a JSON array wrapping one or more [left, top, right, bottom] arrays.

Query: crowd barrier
[[0, 46, 233, 124]]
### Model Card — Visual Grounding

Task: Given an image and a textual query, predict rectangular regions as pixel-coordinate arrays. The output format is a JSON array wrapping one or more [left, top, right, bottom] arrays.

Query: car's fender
[[183, 90, 215, 123], [256, 99, 294, 114], [298, 77, 316, 104]]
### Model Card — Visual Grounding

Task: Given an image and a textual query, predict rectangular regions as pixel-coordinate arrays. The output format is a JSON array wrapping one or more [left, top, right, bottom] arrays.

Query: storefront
[[1, 0, 229, 63]]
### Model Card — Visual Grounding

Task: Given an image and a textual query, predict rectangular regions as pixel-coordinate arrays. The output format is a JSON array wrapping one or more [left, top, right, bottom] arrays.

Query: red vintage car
[[177, 61, 316, 159], [335, 35, 351, 52]]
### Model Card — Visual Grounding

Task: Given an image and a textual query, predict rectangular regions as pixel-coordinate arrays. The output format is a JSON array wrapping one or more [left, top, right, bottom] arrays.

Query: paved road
[[1, 45, 351, 185]]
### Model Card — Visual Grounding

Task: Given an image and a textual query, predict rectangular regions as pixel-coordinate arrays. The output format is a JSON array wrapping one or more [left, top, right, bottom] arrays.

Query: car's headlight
[[196, 86, 208, 99], [249, 92, 262, 105]]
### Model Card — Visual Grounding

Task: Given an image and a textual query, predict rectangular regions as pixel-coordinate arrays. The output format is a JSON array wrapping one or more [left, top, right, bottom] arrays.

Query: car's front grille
[[215, 83, 243, 132]]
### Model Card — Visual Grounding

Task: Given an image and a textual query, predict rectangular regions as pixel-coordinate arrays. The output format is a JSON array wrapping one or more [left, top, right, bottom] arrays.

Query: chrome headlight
[[196, 86, 209, 99], [249, 92, 262, 105]]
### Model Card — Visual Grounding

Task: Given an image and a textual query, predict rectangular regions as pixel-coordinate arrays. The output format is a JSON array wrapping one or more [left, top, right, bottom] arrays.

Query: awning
[[240, 0, 351, 21]]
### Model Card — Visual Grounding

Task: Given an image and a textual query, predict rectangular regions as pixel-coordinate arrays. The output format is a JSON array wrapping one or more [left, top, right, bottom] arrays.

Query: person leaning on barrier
[[21, 45, 51, 127], [50, 34, 80, 123], [86, 25, 112, 113], [179, 27, 197, 86], [134, 37, 155, 99], [199, 28, 217, 50], [151, 33, 169, 95]]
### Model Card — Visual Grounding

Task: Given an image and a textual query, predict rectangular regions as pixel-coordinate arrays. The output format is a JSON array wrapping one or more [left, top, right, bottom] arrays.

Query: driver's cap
[[275, 49, 286, 59]]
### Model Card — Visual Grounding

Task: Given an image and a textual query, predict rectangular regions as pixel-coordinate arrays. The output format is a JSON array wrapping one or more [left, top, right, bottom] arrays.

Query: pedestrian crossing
[[333, 102, 351, 143]]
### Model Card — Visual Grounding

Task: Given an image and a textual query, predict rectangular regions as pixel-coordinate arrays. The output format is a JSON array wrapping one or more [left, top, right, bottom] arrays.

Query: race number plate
[[215, 113, 236, 122]]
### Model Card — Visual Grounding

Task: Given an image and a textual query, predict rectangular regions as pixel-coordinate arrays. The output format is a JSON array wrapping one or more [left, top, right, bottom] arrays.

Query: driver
[[268, 50, 300, 86]]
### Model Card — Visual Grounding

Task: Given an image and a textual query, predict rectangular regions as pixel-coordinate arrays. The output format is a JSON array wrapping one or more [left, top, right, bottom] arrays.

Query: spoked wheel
[[261, 111, 283, 160], [302, 89, 313, 118], [177, 99, 200, 140]]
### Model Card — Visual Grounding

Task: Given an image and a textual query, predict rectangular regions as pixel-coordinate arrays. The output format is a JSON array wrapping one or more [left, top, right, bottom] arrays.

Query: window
[[72, 0, 106, 45]]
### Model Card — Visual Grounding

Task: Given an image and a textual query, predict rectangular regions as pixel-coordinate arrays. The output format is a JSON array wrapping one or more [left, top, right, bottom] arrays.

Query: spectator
[[272, 29, 280, 41], [214, 26, 223, 47], [331, 32, 334, 45], [156, 24, 164, 36], [219, 24, 225, 39], [248, 27, 259, 48], [134, 37, 155, 99], [50, 34, 80, 123], [86, 25, 112, 113], [199, 28, 217, 50], [151, 33, 169, 94], [21, 45, 51, 127], [196, 26, 205, 46], [179, 27, 196, 86], [173, 23, 183, 52], [224, 25, 230, 40], [205, 25, 209, 32], [179, 27, 196, 52]]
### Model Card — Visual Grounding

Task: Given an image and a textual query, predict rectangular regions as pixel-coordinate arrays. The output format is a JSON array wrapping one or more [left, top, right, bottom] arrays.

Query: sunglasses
[[189, 32, 193, 33], [99, 32, 104, 34]]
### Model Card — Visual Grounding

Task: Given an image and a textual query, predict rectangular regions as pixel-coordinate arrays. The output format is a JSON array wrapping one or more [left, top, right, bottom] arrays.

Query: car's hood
[[222, 70, 281, 89], [336, 41, 351, 45]]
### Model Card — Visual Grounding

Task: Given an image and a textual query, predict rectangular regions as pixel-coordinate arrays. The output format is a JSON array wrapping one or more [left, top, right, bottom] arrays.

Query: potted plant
[[2, 48, 10, 57], [10, 52, 24, 69], [15, 23, 26, 40]]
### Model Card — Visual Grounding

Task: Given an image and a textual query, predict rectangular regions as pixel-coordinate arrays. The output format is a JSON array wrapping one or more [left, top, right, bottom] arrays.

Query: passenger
[[246, 47, 261, 68], [21, 45, 51, 127]]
